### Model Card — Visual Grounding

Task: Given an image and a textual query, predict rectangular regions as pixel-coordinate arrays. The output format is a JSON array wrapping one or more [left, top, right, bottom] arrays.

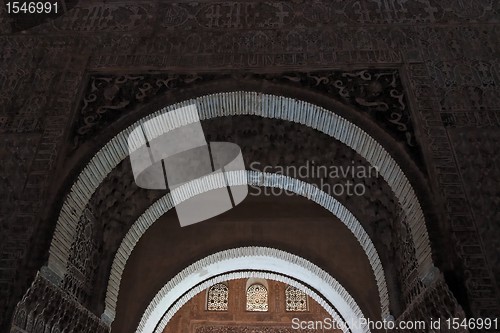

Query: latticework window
[[246, 283, 268, 311], [285, 286, 308, 311], [207, 283, 229, 311]]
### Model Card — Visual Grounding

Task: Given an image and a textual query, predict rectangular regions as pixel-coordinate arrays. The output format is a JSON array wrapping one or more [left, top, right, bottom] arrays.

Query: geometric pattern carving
[[277, 70, 417, 151], [285, 286, 308, 312], [207, 283, 229, 311], [246, 283, 268, 312]]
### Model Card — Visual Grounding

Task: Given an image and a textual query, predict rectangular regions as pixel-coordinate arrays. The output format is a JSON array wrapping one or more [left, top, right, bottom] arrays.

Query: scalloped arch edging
[[46, 91, 433, 321], [102, 171, 389, 324], [136, 247, 370, 333]]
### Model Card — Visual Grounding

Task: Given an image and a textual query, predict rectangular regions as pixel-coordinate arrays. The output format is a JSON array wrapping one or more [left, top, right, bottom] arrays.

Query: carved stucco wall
[[0, 0, 499, 330]]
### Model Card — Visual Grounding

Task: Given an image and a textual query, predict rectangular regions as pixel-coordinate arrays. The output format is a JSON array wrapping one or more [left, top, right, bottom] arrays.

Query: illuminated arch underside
[[137, 247, 370, 333]]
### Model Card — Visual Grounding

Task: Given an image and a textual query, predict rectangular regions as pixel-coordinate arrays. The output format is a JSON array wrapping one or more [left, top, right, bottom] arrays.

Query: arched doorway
[[135, 247, 367, 333], [12, 90, 462, 333]]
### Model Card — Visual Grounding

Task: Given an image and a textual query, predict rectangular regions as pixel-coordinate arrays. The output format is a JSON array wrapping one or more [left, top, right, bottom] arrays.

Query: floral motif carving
[[74, 74, 204, 147], [73, 70, 418, 157], [276, 70, 416, 149], [246, 283, 268, 312]]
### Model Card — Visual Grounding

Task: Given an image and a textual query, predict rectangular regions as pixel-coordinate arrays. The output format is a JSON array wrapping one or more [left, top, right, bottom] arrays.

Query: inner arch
[[103, 171, 389, 324], [136, 247, 370, 333]]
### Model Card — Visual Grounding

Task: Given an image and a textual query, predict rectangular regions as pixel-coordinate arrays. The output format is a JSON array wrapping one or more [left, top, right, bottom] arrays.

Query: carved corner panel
[[10, 273, 108, 333], [72, 69, 419, 160]]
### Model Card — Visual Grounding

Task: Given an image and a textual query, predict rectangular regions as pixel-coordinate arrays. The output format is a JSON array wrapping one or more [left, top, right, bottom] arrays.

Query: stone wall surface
[[0, 0, 499, 331]]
